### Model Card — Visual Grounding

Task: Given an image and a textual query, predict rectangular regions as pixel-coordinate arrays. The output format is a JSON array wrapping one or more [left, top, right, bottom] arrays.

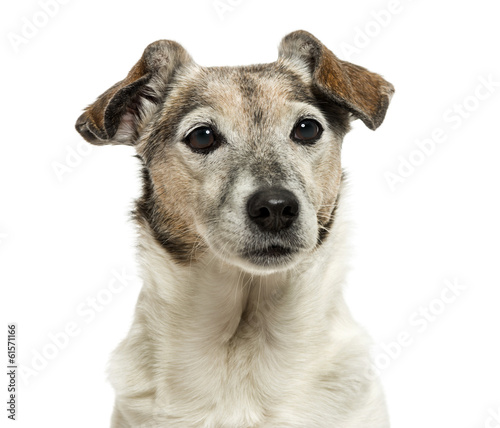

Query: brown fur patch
[[76, 40, 192, 144], [279, 30, 394, 130], [134, 162, 205, 265]]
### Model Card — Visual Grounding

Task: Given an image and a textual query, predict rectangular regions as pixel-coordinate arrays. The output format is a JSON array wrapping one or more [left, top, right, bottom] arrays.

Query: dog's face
[[76, 31, 393, 274], [142, 64, 349, 273]]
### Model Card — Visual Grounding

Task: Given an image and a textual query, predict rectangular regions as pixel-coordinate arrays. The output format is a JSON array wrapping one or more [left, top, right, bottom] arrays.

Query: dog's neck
[[137, 220, 350, 342]]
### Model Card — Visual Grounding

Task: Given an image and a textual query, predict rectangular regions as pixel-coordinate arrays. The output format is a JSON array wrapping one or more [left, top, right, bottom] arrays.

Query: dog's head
[[76, 31, 394, 274]]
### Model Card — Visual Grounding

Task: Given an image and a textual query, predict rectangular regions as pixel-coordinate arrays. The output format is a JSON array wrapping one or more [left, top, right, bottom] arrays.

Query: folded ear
[[279, 30, 394, 130], [75, 40, 193, 145]]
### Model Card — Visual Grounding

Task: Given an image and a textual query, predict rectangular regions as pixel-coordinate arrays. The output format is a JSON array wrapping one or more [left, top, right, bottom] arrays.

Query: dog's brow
[[177, 107, 218, 138], [292, 103, 328, 124]]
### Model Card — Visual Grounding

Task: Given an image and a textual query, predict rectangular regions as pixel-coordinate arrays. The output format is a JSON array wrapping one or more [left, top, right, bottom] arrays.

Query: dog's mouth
[[242, 245, 297, 267]]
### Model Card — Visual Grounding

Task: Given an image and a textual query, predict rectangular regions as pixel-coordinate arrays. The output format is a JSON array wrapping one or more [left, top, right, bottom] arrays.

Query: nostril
[[258, 207, 271, 218], [282, 204, 297, 218], [248, 205, 271, 219]]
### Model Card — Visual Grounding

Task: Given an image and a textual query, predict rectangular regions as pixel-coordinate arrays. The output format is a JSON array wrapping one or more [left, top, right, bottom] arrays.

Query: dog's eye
[[292, 119, 322, 143], [186, 126, 216, 151]]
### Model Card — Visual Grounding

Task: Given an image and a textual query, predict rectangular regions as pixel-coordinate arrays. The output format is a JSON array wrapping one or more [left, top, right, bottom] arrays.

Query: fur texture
[[75, 30, 394, 427]]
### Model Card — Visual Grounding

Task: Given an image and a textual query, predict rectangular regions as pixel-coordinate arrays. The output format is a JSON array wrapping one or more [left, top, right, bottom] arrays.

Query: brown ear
[[75, 40, 193, 145], [279, 30, 394, 130]]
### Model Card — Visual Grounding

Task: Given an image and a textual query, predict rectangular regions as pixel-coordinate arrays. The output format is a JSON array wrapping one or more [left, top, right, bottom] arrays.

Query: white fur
[[108, 181, 389, 428]]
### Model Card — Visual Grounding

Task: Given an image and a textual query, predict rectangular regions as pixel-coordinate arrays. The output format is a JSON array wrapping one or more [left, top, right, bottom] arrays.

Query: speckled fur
[[76, 31, 394, 427]]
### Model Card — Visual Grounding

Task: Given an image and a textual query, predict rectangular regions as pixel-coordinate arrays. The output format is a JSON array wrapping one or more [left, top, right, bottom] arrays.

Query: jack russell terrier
[[76, 30, 394, 428]]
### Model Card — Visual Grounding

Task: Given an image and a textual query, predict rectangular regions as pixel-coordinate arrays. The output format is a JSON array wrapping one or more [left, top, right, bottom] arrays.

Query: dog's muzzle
[[241, 187, 302, 268]]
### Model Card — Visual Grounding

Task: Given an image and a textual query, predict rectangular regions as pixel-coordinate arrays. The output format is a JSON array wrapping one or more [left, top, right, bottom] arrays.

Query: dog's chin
[[204, 229, 317, 275]]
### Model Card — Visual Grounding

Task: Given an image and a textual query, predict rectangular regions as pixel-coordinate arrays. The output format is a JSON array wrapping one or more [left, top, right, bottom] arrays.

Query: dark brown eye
[[186, 126, 216, 151], [293, 119, 322, 143]]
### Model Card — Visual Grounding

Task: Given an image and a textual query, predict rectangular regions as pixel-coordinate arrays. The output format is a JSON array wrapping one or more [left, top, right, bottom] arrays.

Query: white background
[[1, 0, 500, 427]]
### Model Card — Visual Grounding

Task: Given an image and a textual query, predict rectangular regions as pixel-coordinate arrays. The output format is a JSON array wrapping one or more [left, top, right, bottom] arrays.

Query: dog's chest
[[158, 305, 311, 427]]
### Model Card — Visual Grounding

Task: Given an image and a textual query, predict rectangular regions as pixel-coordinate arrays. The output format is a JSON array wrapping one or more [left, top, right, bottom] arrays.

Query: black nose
[[247, 188, 299, 232]]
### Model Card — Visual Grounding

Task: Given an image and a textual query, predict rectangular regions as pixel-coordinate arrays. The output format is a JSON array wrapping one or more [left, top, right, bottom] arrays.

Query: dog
[[76, 30, 394, 428]]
